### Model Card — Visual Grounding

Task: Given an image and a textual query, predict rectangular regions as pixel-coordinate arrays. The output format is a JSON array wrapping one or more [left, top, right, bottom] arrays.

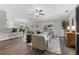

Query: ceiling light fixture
[[65, 10, 68, 13], [30, 9, 45, 17]]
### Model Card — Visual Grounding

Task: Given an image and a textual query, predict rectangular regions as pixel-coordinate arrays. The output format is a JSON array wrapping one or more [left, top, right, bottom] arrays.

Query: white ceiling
[[0, 4, 77, 22]]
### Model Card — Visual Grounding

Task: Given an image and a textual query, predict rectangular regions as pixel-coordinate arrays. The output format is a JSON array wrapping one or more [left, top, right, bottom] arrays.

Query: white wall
[[12, 17, 69, 36], [68, 7, 76, 32], [22, 19, 67, 36], [0, 10, 9, 41], [0, 10, 7, 31]]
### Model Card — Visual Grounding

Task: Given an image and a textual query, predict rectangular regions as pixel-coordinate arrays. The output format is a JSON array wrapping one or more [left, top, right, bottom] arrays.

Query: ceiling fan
[[30, 9, 45, 17]]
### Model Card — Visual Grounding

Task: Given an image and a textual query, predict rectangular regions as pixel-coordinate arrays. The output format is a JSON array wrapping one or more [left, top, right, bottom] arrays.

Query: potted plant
[[62, 21, 68, 32], [61, 21, 68, 38]]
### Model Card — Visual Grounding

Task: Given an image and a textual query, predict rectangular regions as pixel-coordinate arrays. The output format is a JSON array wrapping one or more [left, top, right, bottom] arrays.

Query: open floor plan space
[[0, 4, 77, 55]]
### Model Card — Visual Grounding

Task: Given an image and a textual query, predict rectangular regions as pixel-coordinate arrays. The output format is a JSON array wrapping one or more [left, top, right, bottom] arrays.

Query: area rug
[[47, 37, 61, 54], [27, 37, 61, 54]]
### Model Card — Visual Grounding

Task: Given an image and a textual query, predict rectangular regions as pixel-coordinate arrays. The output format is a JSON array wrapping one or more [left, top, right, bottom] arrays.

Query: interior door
[[76, 6, 79, 55]]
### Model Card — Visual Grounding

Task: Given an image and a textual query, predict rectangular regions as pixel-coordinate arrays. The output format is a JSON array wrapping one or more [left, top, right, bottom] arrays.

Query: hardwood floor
[[0, 37, 75, 55], [60, 37, 75, 55], [0, 37, 58, 55]]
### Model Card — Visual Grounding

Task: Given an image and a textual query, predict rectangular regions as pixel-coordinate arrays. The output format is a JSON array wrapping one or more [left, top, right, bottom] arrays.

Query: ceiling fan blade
[[39, 10, 43, 12], [35, 9, 39, 12], [31, 11, 34, 13], [30, 11, 35, 15], [40, 13, 45, 15]]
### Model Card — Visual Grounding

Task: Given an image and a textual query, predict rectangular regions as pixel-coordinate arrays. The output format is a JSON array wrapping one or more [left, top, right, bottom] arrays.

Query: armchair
[[32, 35, 48, 52]]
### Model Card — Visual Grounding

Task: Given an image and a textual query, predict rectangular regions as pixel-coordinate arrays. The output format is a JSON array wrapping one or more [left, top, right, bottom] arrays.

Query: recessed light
[[65, 10, 68, 13]]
